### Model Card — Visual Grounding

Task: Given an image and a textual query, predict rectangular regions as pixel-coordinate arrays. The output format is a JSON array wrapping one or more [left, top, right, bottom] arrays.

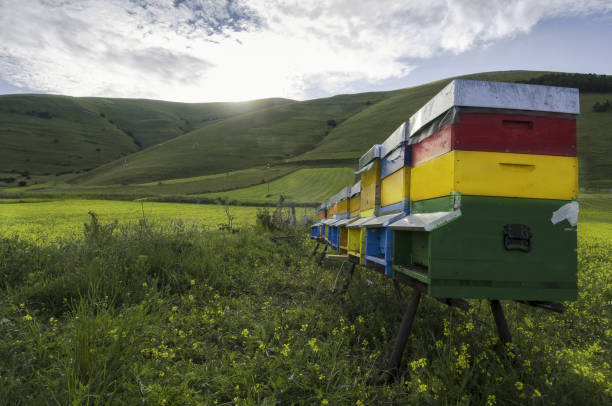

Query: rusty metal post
[[490, 300, 512, 344], [338, 262, 356, 296], [317, 244, 328, 266], [386, 289, 421, 373]]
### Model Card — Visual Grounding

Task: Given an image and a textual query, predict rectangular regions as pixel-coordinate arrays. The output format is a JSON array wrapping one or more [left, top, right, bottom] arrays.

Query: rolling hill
[[0, 94, 291, 181], [70, 91, 390, 186], [1, 70, 611, 204]]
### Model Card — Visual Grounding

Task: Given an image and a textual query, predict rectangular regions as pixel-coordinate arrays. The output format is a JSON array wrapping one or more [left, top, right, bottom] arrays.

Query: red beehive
[[411, 112, 577, 167]]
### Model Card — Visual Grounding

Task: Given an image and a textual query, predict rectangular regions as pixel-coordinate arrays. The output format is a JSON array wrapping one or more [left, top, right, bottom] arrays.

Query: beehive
[[327, 187, 351, 251], [363, 124, 414, 275], [347, 217, 370, 265], [348, 181, 361, 217], [336, 182, 362, 254], [388, 79, 579, 301], [358, 145, 382, 218], [311, 202, 328, 240], [380, 122, 412, 214], [389, 195, 578, 300]]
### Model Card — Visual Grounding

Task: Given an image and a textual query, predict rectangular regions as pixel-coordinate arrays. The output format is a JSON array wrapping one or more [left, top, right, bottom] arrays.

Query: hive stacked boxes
[[327, 187, 352, 251], [313, 79, 580, 302], [346, 146, 383, 264], [310, 202, 328, 240], [335, 183, 360, 254], [363, 122, 413, 276]]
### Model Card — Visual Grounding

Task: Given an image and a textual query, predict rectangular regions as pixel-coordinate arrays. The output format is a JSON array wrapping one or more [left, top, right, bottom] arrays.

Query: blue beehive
[[327, 187, 351, 251], [363, 123, 414, 276]]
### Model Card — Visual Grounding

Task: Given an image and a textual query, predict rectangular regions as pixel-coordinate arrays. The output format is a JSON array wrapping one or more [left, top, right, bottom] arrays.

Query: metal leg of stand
[[338, 263, 355, 296], [312, 243, 319, 256], [490, 300, 512, 344], [386, 289, 421, 373], [317, 244, 328, 266], [393, 279, 403, 300]]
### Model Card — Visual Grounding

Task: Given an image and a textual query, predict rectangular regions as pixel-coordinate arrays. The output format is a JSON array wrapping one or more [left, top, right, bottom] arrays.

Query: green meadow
[[0, 195, 610, 405], [1, 71, 611, 404], [0, 200, 260, 242]]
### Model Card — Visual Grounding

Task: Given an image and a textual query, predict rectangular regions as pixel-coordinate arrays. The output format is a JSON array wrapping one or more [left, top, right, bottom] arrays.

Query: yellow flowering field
[[0, 195, 610, 404], [0, 199, 260, 242]]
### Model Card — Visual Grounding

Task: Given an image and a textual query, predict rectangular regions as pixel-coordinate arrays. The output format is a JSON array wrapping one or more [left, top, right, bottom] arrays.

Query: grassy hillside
[[198, 167, 358, 205], [0, 94, 291, 182], [2, 70, 611, 199], [68, 70, 612, 191], [0, 166, 298, 201], [291, 71, 554, 162], [78, 97, 292, 149], [577, 94, 612, 189], [70, 92, 389, 186]]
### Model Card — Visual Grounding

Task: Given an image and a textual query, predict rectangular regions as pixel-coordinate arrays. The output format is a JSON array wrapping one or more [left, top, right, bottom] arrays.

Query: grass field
[[0, 199, 261, 242], [200, 168, 358, 205], [0, 195, 610, 404]]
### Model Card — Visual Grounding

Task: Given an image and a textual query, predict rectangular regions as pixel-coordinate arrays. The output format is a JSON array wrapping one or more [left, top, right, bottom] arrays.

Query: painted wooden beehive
[[347, 147, 383, 264], [336, 182, 362, 254], [380, 122, 412, 214], [388, 79, 580, 301], [310, 202, 328, 240], [322, 201, 335, 244], [363, 123, 413, 275], [358, 144, 383, 217], [327, 187, 352, 251], [346, 181, 369, 265]]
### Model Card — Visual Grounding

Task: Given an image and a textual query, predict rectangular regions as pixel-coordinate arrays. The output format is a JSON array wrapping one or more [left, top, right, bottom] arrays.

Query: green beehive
[[389, 194, 578, 301]]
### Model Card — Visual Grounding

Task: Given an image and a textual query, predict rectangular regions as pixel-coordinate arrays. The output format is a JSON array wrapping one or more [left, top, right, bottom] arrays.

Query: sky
[[1, 0, 611, 103]]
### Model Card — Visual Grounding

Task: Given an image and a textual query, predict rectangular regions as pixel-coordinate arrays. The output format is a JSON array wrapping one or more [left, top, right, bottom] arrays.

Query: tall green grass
[[1, 197, 610, 404]]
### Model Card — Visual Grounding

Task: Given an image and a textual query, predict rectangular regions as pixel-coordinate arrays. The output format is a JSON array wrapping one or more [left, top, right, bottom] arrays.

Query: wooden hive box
[[388, 79, 580, 301], [410, 150, 578, 202], [363, 213, 406, 276], [380, 122, 412, 215], [389, 195, 578, 301], [333, 182, 360, 254], [327, 187, 352, 251], [347, 217, 371, 265], [411, 110, 577, 167], [358, 145, 382, 217]]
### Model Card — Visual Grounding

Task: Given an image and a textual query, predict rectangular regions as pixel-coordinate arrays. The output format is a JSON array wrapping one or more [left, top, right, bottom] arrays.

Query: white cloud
[[0, 0, 610, 101]]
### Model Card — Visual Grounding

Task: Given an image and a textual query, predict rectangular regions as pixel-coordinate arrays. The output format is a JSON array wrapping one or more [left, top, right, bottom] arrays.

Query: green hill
[[198, 167, 358, 205], [290, 71, 544, 162], [70, 92, 390, 186], [0, 94, 291, 183], [1, 70, 611, 202]]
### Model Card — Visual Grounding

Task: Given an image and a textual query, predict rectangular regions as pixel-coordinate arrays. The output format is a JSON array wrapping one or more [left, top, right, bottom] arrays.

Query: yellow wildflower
[[23, 314, 32, 321], [308, 337, 319, 353]]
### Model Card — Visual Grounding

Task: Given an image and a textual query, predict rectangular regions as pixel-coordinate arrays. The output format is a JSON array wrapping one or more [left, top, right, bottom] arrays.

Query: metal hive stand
[[331, 254, 565, 377]]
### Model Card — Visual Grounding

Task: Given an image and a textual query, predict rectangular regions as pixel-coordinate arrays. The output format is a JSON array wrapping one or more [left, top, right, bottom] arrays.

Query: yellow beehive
[[381, 166, 410, 207], [347, 227, 366, 265], [410, 150, 578, 201], [360, 160, 381, 217]]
